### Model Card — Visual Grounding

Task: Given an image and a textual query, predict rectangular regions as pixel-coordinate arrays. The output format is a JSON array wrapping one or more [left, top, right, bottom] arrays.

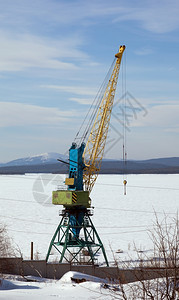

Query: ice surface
[[0, 174, 178, 263], [0, 174, 178, 300]]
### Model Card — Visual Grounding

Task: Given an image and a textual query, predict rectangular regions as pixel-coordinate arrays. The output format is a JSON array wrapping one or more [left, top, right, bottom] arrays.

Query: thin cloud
[[0, 0, 125, 27], [1, 0, 179, 34], [0, 31, 89, 72], [113, 0, 179, 33], [0, 102, 77, 128], [69, 97, 93, 105], [131, 104, 179, 130], [43, 85, 97, 96]]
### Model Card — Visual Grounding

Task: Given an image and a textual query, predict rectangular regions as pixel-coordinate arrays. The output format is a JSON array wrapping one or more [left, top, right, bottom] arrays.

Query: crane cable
[[74, 59, 116, 146], [122, 50, 127, 195]]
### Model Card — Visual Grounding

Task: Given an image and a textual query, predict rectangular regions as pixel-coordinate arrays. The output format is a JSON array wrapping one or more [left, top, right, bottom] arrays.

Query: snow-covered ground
[[0, 272, 118, 299], [0, 174, 178, 263], [1, 271, 178, 300]]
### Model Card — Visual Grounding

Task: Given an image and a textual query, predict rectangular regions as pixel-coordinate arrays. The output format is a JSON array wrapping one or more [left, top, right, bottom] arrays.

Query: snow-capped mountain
[[0, 154, 179, 174], [0, 153, 68, 167]]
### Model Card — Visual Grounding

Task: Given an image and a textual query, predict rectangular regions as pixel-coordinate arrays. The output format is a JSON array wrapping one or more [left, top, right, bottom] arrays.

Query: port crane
[[46, 45, 125, 266]]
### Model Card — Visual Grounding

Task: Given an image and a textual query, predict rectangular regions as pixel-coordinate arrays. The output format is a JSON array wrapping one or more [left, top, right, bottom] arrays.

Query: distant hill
[[137, 157, 179, 167], [0, 153, 179, 174], [100, 159, 179, 174], [0, 152, 67, 167]]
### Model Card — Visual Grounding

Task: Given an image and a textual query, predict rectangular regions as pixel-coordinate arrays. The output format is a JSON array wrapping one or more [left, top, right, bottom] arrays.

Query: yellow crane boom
[[83, 45, 125, 193]]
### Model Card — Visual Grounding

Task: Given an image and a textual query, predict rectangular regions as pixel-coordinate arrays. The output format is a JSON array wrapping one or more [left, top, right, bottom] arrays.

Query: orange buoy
[[123, 179, 127, 195]]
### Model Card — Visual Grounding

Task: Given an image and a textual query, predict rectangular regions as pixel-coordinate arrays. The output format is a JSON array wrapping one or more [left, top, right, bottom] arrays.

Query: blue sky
[[0, 0, 179, 161]]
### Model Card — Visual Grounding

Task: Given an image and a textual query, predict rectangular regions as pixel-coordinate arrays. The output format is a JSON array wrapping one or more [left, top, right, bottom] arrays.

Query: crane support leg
[[46, 208, 109, 266]]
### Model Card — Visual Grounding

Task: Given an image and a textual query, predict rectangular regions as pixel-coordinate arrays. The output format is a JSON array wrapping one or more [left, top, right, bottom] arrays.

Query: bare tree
[[0, 223, 14, 258], [107, 214, 179, 299], [0, 223, 15, 276], [145, 213, 179, 300]]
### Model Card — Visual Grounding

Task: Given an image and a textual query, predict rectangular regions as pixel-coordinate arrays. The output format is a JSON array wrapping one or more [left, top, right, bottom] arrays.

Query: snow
[[1, 273, 178, 300], [59, 271, 108, 284], [0, 273, 116, 299], [0, 173, 178, 299], [0, 174, 178, 263], [3, 152, 63, 166]]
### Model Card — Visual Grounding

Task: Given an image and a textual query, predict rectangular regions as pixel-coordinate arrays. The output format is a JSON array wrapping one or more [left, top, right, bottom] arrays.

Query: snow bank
[[0, 278, 23, 290], [59, 271, 108, 284]]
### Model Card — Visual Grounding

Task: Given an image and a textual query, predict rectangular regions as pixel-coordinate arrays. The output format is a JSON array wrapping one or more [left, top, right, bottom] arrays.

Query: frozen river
[[0, 173, 178, 264]]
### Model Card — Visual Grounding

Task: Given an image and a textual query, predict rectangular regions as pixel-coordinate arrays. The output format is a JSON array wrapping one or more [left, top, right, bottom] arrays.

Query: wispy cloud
[[131, 104, 179, 132], [0, 0, 124, 28], [69, 97, 93, 105], [0, 1, 178, 75], [1, 0, 179, 35], [112, 0, 179, 33], [46, 0, 179, 34], [0, 31, 89, 72], [0, 102, 76, 127], [42, 85, 97, 97]]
